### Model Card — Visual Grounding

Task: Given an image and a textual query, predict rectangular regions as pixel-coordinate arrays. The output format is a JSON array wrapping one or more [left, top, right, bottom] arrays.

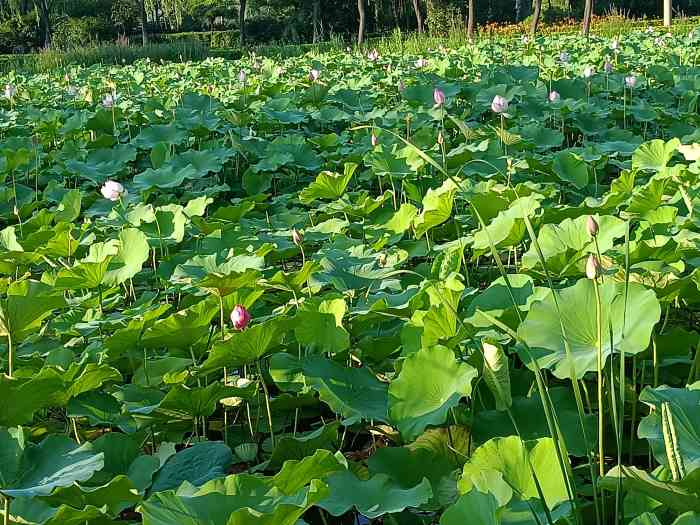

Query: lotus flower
[[239, 69, 247, 83], [292, 228, 304, 246], [4, 83, 16, 98], [610, 38, 619, 50], [433, 88, 446, 106], [230, 305, 251, 330], [102, 93, 117, 108], [587, 216, 599, 237], [625, 75, 637, 89], [548, 91, 561, 103], [604, 61, 613, 74], [371, 133, 378, 147], [100, 180, 126, 201], [586, 254, 601, 280], [367, 49, 379, 61], [558, 51, 570, 64], [415, 58, 427, 68], [583, 66, 594, 78], [309, 69, 320, 82], [398, 80, 405, 92], [521, 35, 529, 44], [491, 95, 508, 114]]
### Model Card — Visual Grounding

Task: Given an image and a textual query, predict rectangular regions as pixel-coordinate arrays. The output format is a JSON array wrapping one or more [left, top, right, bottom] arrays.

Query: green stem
[[6, 333, 12, 378], [257, 359, 275, 448], [593, 277, 605, 478]]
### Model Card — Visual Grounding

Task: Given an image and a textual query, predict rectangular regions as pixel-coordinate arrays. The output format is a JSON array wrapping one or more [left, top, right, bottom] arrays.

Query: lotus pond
[[2, 28, 700, 525]]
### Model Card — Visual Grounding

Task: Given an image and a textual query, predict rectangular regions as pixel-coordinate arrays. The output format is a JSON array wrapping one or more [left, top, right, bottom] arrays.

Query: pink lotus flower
[[491, 95, 508, 114], [239, 70, 247, 83], [100, 180, 126, 201], [102, 93, 117, 108], [309, 69, 320, 82], [415, 58, 427, 68], [433, 88, 446, 106], [230, 305, 251, 330], [625, 75, 637, 89], [583, 66, 594, 78], [367, 49, 379, 61], [604, 61, 613, 74], [610, 38, 619, 50], [548, 91, 560, 103]]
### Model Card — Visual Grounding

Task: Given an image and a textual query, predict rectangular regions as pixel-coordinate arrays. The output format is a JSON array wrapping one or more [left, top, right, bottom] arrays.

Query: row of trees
[[0, 0, 680, 52]]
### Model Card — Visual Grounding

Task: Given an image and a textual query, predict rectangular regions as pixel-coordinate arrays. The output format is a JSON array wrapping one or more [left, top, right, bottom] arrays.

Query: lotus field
[[3, 27, 700, 525]]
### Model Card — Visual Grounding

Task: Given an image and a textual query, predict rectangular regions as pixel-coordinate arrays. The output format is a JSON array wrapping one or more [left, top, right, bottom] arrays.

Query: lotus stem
[[257, 359, 275, 448], [6, 333, 12, 378], [593, 276, 605, 478]]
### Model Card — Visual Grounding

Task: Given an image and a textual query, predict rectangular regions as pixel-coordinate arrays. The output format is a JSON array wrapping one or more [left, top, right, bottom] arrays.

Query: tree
[[411, 0, 423, 33], [357, 0, 365, 44], [663, 0, 672, 26], [239, 0, 247, 45], [466, 0, 475, 41], [138, 0, 148, 45], [582, 0, 593, 36], [530, 0, 542, 35], [312, 0, 321, 42], [33, 0, 54, 48]]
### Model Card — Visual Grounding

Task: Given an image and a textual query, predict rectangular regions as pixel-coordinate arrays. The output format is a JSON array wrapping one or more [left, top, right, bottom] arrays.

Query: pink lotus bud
[[586, 254, 601, 280], [491, 95, 508, 114], [433, 88, 446, 106], [292, 228, 303, 246], [548, 90, 560, 103], [230, 304, 251, 330], [587, 215, 599, 237], [100, 180, 126, 201], [604, 61, 613, 74], [371, 133, 378, 147]]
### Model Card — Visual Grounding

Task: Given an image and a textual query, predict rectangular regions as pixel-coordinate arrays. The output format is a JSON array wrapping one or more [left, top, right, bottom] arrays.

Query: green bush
[[158, 29, 239, 48], [53, 17, 114, 51], [0, 14, 40, 54]]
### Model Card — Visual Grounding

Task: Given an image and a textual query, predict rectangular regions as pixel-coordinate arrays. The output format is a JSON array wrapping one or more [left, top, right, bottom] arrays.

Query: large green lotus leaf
[[553, 150, 588, 188], [518, 123, 564, 151], [298, 163, 356, 204], [268, 422, 339, 468], [0, 430, 104, 498], [367, 446, 460, 508], [638, 385, 700, 476], [474, 386, 597, 457], [629, 513, 663, 525], [132, 124, 188, 149], [0, 280, 65, 341], [199, 318, 289, 373], [465, 274, 545, 329], [302, 356, 389, 424], [674, 512, 700, 525], [633, 138, 680, 172], [318, 470, 432, 519], [388, 345, 477, 441], [600, 465, 700, 513], [140, 478, 328, 525], [58, 363, 123, 402], [43, 474, 143, 517], [440, 489, 500, 525], [159, 382, 256, 418], [518, 278, 661, 379], [413, 179, 458, 239], [457, 436, 569, 511], [150, 442, 233, 494], [294, 307, 349, 353], [472, 196, 541, 252], [54, 259, 112, 290], [142, 297, 219, 349], [54, 189, 81, 223], [133, 165, 199, 190], [103, 228, 150, 286], [0, 368, 65, 426], [10, 498, 109, 525], [520, 214, 627, 274]]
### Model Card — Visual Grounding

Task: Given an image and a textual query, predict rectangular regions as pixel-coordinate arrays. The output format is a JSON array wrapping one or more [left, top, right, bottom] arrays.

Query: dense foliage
[[2, 26, 700, 525]]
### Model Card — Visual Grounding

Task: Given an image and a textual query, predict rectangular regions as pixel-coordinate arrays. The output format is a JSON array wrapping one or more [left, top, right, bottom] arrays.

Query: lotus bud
[[239, 69, 247, 83], [559, 51, 570, 64], [437, 131, 444, 145], [415, 58, 427, 68], [625, 75, 637, 89], [100, 180, 126, 201], [610, 38, 619, 50], [230, 304, 251, 330], [371, 132, 378, 147], [433, 88, 446, 107], [367, 48, 379, 61], [548, 90, 560, 103], [583, 65, 594, 78], [292, 228, 303, 246], [604, 61, 613, 74], [586, 254, 601, 280], [102, 93, 116, 108], [587, 216, 599, 237], [4, 83, 16, 99], [491, 95, 508, 114], [309, 69, 320, 82]]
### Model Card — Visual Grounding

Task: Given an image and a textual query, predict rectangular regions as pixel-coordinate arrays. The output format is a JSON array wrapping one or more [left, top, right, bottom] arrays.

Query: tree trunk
[[530, 0, 541, 35], [39, 0, 51, 48], [663, 0, 671, 26], [239, 0, 247, 46], [411, 0, 423, 33], [467, 0, 475, 40], [581, 0, 592, 36], [139, 0, 148, 45], [515, 0, 521, 21], [357, 0, 366, 44], [312, 0, 321, 42]]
